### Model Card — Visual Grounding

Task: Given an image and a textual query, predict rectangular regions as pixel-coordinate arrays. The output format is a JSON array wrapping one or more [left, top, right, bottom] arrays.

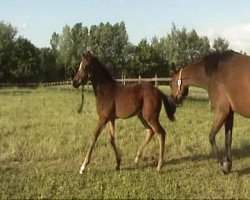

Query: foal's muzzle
[[72, 79, 82, 88], [170, 95, 182, 106]]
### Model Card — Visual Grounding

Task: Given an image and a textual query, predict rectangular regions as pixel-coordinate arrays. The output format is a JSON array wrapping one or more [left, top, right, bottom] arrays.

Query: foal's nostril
[[72, 79, 80, 88]]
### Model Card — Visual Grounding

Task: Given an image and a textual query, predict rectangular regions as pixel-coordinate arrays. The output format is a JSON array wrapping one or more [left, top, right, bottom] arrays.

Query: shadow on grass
[[186, 95, 209, 103], [234, 167, 250, 176], [89, 143, 250, 174], [0, 90, 33, 95], [231, 143, 250, 176], [126, 143, 250, 175]]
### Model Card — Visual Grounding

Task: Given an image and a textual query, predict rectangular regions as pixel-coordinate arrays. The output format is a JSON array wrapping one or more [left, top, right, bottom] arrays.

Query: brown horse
[[170, 50, 250, 174], [73, 51, 175, 173]]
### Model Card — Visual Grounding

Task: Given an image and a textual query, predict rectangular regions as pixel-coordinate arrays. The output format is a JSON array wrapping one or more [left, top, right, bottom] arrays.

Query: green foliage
[[11, 37, 41, 82], [164, 24, 211, 67], [40, 48, 60, 82], [0, 22, 44, 83], [0, 21, 17, 81], [1, 87, 250, 199], [0, 21, 232, 82], [89, 21, 128, 77], [212, 37, 229, 52], [129, 39, 158, 77]]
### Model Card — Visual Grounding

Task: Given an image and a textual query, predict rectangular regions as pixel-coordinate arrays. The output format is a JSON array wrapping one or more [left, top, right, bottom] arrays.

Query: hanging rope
[[77, 85, 84, 113]]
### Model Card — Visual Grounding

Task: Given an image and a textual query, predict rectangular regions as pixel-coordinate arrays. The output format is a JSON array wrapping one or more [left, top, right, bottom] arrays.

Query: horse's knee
[[150, 122, 165, 135], [158, 131, 166, 138], [209, 132, 215, 145]]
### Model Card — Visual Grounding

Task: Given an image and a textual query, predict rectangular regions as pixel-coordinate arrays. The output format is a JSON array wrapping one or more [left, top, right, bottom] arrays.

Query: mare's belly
[[230, 93, 250, 117]]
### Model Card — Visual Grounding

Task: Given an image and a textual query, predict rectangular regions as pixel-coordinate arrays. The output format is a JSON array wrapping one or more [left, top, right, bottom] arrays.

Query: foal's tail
[[159, 90, 176, 121]]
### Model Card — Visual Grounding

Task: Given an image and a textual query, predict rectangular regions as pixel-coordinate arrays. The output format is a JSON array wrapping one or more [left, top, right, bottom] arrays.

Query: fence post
[[154, 74, 158, 87], [123, 74, 126, 85]]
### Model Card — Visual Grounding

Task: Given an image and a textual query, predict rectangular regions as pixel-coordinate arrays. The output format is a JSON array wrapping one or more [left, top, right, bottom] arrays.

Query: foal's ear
[[171, 62, 178, 74], [81, 52, 85, 59], [85, 51, 94, 62]]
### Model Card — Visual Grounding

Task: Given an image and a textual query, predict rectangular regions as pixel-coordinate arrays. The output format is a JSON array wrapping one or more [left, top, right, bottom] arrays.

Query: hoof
[[115, 165, 120, 171], [156, 166, 162, 172], [79, 165, 85, 174], [134, 157, 140, 168], [222, 161, 232, 174], [134, 156, 139, 164]]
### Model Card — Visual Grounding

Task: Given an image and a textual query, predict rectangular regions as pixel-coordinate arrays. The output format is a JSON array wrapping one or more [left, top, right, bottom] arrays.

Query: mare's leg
[[222, 110, 234, 174], [135, 128, 154, 166], [108, 119, 122, 171], [209, 110, 228, 164], [79, 117, 108, 174]]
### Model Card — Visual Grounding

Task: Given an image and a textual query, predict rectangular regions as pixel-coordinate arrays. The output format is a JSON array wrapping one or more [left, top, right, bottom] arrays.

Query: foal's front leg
[[79, 117, 107, 174]]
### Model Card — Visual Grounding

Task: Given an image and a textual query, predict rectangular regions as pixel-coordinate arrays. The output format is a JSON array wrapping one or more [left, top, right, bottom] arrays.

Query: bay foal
[[73, 52, 175, 173]]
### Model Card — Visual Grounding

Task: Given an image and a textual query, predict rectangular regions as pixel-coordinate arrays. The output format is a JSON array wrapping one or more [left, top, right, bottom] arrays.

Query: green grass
[[1, 86, 250, 199]]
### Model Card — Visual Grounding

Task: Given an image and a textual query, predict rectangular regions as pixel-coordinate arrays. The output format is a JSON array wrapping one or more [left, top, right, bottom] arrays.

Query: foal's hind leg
[[148, 119, 166, 172], [135, 128, 154, 166], [108, 119, 122, 171], [135, 115, 155, 167]]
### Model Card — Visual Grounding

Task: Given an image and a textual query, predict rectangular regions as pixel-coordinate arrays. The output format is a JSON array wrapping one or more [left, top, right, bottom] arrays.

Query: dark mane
[[91, 56, 116, 82], [194, 50, 240, 76]]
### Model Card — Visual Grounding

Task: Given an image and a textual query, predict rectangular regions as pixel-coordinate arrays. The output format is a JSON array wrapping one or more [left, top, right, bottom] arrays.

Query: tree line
[[0, 21, 231, 83]]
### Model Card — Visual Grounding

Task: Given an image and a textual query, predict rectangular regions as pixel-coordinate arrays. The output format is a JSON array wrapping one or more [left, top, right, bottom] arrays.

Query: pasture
[[1, 86, 250, 199]]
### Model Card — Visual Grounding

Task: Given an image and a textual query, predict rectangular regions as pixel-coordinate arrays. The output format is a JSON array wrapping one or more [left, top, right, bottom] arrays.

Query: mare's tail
[[159, 90, 176, 121]]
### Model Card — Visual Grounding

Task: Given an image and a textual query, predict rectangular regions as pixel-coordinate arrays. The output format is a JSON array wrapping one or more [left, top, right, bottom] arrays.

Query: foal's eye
[[176, 79, 182, 86]]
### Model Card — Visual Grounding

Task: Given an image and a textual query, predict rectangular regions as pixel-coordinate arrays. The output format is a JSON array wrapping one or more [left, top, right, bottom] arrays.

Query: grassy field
[[1, 86, 250, 199]]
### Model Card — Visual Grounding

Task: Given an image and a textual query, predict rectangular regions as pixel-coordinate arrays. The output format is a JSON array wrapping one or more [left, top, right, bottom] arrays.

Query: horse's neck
[[90, 65, 116, 97], [184, 63, 209, 89]]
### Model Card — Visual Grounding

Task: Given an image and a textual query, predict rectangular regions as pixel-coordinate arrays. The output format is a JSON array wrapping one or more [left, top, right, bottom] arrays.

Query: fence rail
[[0, 77, 209, 100], [0, 77, 172, 88], [42, 81, 72, 87]]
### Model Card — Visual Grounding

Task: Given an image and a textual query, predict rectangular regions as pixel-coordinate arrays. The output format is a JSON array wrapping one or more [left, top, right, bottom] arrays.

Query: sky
[[1, 0, 250, 53]]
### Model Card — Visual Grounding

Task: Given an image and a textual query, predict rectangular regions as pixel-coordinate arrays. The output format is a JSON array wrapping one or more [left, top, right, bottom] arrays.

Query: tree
[[187, 29, 210, 61], [165, 24, 211, 68], [50, 32, 60, 53], [40, 48, 59, 82], [212, 37, 229, 52], [52, 23, 89, 79], [58, 25, 71, 79], [89, 21, 129, 77], [11, 37, 41, 82], [0, 21, 17, 81], [165, 24, 189, 67], [129, 39, 158, 77], [151, 36, 170, 77], [69, 23, 88, 73]]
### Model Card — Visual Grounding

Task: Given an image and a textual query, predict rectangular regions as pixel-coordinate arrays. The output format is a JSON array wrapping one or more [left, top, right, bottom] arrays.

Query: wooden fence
[[0, 76, 172, 88], [0, 77, 209, 100]]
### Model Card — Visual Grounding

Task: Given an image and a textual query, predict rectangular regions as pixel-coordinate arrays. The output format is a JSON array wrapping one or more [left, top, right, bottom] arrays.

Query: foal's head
[[73, 51, 94, 88], [170, 68, 189, 104]]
